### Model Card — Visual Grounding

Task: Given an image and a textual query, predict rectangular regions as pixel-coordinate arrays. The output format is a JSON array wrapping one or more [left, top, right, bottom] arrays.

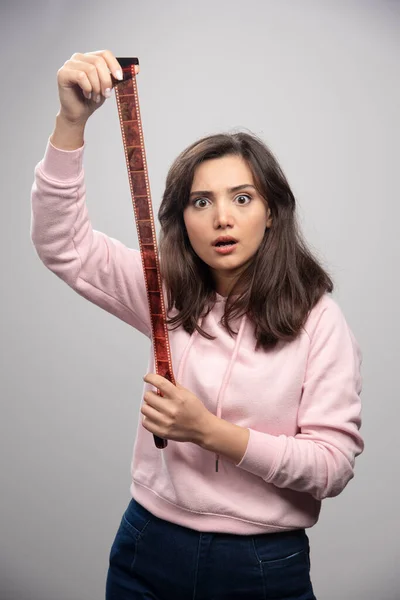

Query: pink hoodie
[[30, 139, 364, 535]]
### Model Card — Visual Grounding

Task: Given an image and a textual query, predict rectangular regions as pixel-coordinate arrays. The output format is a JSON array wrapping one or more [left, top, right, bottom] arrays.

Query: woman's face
[[183, 154, 272, 296]]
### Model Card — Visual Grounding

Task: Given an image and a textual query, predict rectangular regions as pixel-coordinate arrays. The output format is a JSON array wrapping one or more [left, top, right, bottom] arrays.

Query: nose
[[213, 199, 234, 229]]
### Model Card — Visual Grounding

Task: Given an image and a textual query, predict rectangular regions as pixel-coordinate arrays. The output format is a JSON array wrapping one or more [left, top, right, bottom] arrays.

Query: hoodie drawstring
[[176, 321, 200, 383], [176, 312, 247, 472]]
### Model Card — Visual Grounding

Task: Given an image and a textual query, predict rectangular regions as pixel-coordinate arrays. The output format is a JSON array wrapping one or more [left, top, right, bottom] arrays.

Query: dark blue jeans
[[106, 498, 316, 600]]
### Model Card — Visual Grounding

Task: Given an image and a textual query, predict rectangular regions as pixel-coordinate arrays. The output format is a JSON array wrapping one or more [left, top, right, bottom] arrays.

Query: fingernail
[[104, 88, 112, 98], [115, 69, 123, 81], [95, 94, 101, 103]]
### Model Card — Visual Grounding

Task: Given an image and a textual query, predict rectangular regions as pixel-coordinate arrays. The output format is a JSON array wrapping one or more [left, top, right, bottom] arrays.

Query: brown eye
[[235, 194, 251, 205], [193, 198, 209, 208]]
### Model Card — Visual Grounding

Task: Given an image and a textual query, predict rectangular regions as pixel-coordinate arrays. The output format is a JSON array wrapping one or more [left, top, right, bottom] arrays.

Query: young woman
[[30, 50, 364, 600]]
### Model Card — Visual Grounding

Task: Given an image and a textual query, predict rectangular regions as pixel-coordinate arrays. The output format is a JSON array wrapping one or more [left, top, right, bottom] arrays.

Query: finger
[[144, 373, 176, 395], [70, 53, 113, 100], [67, 58, 103, 102], [82, 51, 115, 97], [143, 391, 169, 412], [141, 415, 160, 436], [141, 414, 151, 430], [91, 49, 128, 79], [85, 50, 139, 92], [96, 49, 139, 76], [141, 402, 165, 425], [58, 66, 93, 100]]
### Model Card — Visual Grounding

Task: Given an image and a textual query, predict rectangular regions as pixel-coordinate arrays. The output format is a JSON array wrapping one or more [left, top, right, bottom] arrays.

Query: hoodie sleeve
[[236, 296, 364, 501], [30, 139, 151, 337]]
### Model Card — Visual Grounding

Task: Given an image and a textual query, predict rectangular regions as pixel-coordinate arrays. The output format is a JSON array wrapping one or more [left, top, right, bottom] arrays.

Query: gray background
[[1, 0, 399, 598]]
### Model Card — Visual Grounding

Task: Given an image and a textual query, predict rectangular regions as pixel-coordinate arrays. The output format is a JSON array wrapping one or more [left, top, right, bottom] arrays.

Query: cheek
[[186, 231, 203, 252], [248, 219, 268, 251], [183, 211, 193, 234], [183, 214, 202, 244]]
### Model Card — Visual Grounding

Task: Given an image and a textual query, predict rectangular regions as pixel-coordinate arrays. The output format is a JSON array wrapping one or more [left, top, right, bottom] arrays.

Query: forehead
[[191, 155, 255, 190]]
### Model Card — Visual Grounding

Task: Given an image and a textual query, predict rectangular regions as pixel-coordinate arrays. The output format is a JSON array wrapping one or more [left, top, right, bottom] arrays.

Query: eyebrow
[[189, 184, 257, 197]]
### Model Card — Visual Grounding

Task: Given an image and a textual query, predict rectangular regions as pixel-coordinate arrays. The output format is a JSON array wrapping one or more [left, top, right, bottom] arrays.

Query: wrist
[[50, 113, 87, 151], [56, 110, 88, 129], [198, 414, 250, 465], [198, 413, 219, 450]]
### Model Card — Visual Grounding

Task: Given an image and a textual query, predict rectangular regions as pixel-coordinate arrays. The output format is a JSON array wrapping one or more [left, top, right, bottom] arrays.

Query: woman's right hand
[[56, 49, 139, 125]]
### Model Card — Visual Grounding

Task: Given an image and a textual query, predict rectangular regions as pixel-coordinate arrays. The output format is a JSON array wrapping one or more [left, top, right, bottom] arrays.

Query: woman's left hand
[[141, 373, 213, 444]]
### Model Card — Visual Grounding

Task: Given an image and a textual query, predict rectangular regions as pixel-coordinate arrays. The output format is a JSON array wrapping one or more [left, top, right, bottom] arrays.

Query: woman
[[30, 49, 364, 600]]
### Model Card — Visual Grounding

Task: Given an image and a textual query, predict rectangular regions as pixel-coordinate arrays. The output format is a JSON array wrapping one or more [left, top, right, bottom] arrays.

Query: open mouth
[[215, 240, 237, 247], [213, 241, 238, 254]]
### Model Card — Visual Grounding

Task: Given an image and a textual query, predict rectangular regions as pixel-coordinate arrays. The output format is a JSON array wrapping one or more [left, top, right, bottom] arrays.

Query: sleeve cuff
[[236, 428, 286, 481], [39, 137, 85, 182]]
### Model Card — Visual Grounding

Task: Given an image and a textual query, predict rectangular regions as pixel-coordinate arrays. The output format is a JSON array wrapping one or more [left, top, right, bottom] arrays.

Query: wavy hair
[[158, 131, 333, 350]]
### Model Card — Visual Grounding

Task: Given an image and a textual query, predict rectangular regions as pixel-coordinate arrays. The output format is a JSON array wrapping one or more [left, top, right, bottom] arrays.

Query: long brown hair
[[158, 131, 333, 350]]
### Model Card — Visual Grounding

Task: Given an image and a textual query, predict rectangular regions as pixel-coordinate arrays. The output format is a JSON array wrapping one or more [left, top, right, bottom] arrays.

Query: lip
[[211, 236, 238, 246], [213, 242, 238, 255]]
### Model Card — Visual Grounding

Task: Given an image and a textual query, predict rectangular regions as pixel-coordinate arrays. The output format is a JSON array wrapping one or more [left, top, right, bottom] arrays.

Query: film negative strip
[[112, 58, 174, 449]]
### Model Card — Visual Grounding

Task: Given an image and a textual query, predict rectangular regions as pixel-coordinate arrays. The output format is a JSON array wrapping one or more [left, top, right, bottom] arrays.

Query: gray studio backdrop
[[1, 1, 399, 599]]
